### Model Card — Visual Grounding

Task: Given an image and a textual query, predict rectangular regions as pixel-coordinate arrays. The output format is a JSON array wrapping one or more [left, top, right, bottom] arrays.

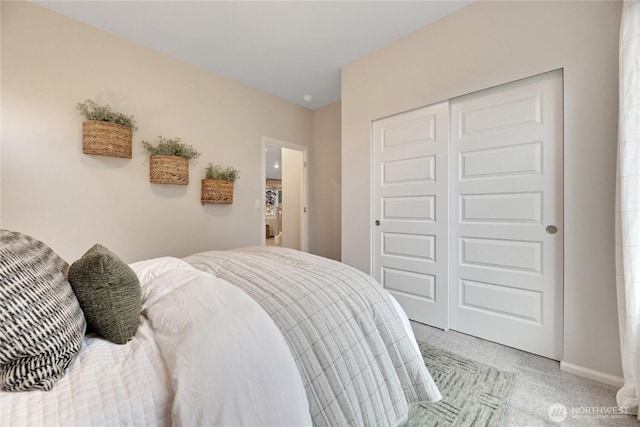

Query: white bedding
[[185, 248, 441, 426], [0, 254, 434, 426], [138, 258, 311, 427], [0, 317, 172, 427]]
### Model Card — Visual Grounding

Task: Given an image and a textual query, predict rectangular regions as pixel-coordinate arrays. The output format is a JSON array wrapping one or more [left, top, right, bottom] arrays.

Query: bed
[[0, 230, 440, 426]]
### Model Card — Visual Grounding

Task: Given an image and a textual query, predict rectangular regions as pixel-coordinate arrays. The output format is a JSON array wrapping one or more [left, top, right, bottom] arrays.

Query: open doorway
[[262, 137, 308, 251]]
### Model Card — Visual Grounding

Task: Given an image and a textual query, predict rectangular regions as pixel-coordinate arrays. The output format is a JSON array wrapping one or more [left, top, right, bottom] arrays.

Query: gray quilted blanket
[[184, 247, 440, 427]]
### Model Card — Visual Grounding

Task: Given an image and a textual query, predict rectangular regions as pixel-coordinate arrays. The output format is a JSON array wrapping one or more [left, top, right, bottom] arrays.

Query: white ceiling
[[33, 0, 471, 110]]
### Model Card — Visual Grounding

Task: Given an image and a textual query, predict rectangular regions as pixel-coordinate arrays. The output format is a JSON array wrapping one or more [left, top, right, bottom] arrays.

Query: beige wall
[[1, 1, 315, 262], [310, 101, 341, 261], [342, 1, 623, 378]]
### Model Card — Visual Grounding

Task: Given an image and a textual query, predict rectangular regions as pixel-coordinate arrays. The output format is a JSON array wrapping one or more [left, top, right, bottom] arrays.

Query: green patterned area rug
[[404, 342, 516, 427]]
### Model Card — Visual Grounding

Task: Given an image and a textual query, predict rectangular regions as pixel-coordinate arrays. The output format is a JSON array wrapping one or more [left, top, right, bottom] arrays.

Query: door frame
[[261, 136, 309, 252]]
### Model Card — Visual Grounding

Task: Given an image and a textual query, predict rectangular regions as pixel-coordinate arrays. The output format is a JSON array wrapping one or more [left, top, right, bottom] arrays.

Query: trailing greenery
[[204, 163, 240, 182], [76, 99, 138, 130], [141, 136, 201, 160]]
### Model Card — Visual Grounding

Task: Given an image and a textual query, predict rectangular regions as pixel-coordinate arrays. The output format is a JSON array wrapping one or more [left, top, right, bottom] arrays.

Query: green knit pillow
[[68, 244, 141, 344]]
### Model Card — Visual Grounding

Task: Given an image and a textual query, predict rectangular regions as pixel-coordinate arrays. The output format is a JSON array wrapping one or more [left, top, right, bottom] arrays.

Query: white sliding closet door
[[449, 70, 563, 360], [371, 71, 563, 359], [372, 102, 449, 329]]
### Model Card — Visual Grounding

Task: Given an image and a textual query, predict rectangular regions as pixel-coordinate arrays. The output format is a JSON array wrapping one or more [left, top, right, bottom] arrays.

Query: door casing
[[262, 136, 308, 252]]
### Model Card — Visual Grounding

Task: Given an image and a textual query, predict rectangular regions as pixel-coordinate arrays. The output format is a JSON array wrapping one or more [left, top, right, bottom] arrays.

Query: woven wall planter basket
[[82, 120, 133, 159], [201, 179, 234, 204], [149, 155, 189, 185]]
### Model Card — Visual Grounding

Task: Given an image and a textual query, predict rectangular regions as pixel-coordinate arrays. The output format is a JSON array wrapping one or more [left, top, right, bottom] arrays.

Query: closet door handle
[[546, 225, 558, 234], [375, 220, 381, 226]]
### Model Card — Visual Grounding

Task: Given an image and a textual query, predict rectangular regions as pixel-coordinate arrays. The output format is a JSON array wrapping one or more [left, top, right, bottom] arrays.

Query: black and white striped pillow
[[0, 230, 86, 391]]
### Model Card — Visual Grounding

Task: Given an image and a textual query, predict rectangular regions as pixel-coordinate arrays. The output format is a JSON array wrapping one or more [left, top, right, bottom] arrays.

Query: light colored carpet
[[404, 342, 515, 426], [411, 321, 639, 426]]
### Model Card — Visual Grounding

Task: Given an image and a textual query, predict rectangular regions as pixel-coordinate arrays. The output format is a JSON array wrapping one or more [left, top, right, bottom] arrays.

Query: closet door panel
[[372, 102, 449, 329], [449, 70, 564, 360]]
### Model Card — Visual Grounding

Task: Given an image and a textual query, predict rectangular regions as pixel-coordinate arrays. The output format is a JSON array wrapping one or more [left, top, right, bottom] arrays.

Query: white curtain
[[617, 0, 640, 417]]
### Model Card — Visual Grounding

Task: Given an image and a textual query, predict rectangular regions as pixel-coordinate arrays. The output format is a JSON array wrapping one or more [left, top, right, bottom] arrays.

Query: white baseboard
[[560, 361, 624, 387]]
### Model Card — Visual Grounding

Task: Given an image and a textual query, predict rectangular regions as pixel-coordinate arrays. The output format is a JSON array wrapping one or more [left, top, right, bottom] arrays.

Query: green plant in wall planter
[[201, 163, 240, 205], [76, 99, 138, 159], [141, 136, 201, 185]]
